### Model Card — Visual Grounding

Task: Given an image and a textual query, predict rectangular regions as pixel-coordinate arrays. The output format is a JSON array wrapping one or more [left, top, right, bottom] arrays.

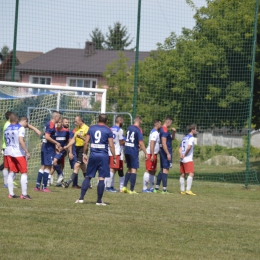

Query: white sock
[[8, 172, 14, 196], [186, 176, 193, 191], [149, 174, 155, 189], [105, 172, 113, 188], [119, 176, 124, 190], [143, 172, 149, 190], [111, 172, 115, 188], [21, 174, 28, 196], [180, 177, 185, 192], [3, 168, 9, 185]]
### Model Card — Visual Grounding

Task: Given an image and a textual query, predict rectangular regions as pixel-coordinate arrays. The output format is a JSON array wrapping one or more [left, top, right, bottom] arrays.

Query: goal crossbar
[[0, 81, 107, 113]]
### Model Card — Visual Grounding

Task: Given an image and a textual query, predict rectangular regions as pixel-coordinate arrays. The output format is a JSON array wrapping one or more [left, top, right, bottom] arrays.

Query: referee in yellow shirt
[[62, 116, 89, 188]]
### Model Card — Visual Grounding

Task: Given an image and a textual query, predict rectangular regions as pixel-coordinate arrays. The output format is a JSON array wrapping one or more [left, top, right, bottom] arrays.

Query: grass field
[[1, 166, 260, 260]]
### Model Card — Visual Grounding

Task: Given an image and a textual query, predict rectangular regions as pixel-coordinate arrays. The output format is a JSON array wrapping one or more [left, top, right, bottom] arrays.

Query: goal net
[[0, 81, 106, 183]]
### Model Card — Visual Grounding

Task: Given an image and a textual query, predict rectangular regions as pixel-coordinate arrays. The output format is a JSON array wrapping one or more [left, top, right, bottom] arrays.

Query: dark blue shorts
[[85, 156, 110, 178], [41, 149, 55, 166], [159, 149, 172, 169], [125, 154, 139, 169]]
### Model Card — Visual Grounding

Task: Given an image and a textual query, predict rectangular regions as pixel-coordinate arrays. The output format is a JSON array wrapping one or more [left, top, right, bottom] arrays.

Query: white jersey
[[146, 128, 160, 154], [4, 123, 26, 157], [180, 134, 194, 163], [108, 125, 124, 156]]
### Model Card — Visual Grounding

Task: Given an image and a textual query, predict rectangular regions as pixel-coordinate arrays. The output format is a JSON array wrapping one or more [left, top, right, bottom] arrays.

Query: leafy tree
[[89, 28, 105, 50], [103, 52, 134, 112], [0, 45, 10, 61], [104, 22, 133, 50]]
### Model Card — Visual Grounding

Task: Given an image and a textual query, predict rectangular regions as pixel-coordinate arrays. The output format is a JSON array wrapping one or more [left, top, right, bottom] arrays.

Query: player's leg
[[122, 154, 132, 192], [3, 154, 9, 188], [143, 154, 151, 192], [130, 168, 138, 193], [154, 153, 164, 192], [35, 151, 45, 190], [179, 162, 186, 194], [161, 168, 170, 194], [75, 157, 96, 203], [96, 157, 109, 205], [42, 165, 51, 192], [148, 171, 156, 192], [185, 162, 196, 195], [64, 147, 83, 188], [18, 157, 32, 200], [6, 156, 18, 198], [118, 160, 124, 192]]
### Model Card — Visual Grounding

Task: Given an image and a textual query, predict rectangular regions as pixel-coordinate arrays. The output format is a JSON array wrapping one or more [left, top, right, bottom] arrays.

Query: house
[[16, 42, 150, 96], [0, 51, 43, 81]]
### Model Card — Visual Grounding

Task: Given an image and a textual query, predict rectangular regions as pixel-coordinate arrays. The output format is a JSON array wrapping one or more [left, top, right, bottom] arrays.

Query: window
[[67, 78, 97, 96], [29, 76, 52, 94]]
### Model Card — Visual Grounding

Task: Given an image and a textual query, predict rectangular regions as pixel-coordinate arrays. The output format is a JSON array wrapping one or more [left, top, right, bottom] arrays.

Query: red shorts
[[180, 161, 194, 174], [146, 154, 157, 171], [109, 155, 120, 169], [4, 155, 27, 173]]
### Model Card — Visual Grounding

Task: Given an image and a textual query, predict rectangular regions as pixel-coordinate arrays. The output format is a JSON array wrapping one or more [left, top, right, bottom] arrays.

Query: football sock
[[3, 168, 8, 185], [67, 172, 77, 185], [123, 172, 131, 187], [36, 169, 44, 188], [162, 173, 168, 191], [111, 172, 115, 188], [97, 180, 105, 203], [130, 174, 137, 191], [72, 173, 78, 186], [186, 176, 193, 191], [21, 174, 28, 196], [54, 164, 63, 175], [119, 176, 124, 190], [156, 171, 162, 188], [13, 173, 16, 180], [42, 169, 50, 189], [8, 171, 14, 196], [149, 174, 155, 190], [79, 177, 90, 200], [105, 172, 113, 188], [143, 172, 149, 190], [0, 163, 4, 171], [180, 177, 185, 192]]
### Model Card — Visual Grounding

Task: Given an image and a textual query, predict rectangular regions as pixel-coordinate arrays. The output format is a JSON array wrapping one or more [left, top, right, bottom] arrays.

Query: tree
[[89, 28, 105, 50], [0, 45, 10, 61], [103, 52, 134, 112], [104, 22, 133, 50]]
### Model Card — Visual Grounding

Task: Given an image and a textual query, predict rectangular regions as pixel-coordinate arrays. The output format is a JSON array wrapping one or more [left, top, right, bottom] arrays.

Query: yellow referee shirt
[[74, 123, 89, 146]]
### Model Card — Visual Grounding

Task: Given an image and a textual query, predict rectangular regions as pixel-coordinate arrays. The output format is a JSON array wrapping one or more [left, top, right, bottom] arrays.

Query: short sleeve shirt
[[146, 128, 160, 154], [124, 125, 143, 156], [74, 124, 89, 147], [180, 134, 195, 163]]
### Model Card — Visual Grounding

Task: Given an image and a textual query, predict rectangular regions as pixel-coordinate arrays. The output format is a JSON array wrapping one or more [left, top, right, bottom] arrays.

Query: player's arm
[[171, 128, 176, 140], [150, 140, 155, 162], [19, 136, 30, 159], [119, 139, 125, 146], [27, 124, 42, 136], [139, 141, 148, 160], [64, 136, 75, 149], [162, 137, 171, 161], [45, 133, 61, 148], [108, 137, 117, 165], [183, 145, 192, 157], [83, 134, 90, 164], [179, 145, 184, 159], [76, 134, 86, 141]]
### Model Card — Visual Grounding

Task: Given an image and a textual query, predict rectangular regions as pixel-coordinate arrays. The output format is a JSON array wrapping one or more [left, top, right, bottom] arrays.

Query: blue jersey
[[124, 125, 143, 156], [43, 121, 56, 151], [69, 129, 76, 155], [88, 124, 113, 157], [55, 127, 69, 147], [159, 126, 173, 154]]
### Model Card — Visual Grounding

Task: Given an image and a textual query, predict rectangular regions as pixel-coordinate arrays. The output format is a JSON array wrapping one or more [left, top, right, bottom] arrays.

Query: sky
[[1, 0, 206, 53]]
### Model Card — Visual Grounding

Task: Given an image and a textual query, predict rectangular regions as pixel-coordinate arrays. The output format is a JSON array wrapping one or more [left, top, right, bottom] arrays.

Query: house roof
[[16, 48, 150, 75], [16, 51, 43, 64]]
